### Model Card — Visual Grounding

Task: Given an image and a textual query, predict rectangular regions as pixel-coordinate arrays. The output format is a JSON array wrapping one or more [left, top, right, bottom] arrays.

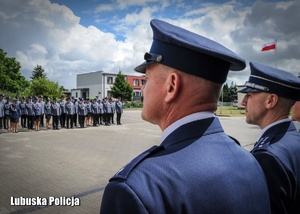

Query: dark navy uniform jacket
[[100, 117, 270, 214], [251, 120, 300, 214]]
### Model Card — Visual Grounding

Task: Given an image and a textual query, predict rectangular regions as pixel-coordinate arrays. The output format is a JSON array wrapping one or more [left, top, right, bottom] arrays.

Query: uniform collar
[[257, 118, 291, 141], [161, 112, 215, 144]]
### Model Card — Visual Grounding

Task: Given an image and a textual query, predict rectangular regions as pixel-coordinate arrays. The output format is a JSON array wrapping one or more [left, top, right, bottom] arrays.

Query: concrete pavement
[[0, 110, 298, 213]]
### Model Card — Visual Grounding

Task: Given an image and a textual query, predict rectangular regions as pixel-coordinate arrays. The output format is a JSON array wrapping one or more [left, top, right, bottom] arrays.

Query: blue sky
[[0, 0, 299, 89]]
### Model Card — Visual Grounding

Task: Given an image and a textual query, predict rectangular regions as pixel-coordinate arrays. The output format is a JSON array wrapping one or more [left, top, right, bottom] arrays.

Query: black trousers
[[104, 113, 110, 125], [66, 114, 73, 128], [4, 115, 10, 129], [52, 116, 59, 129], [0, 117, 3, 129], [116, 113, 122, 124], [73, 114, 78, 126], [21, 115, 27, 127], [111, 113, 115, 123], [99, 114, 103, 124], [60, 113, 66, 128], [78, 115, 85, 128], [27, 115, 34, 129], [40, 114, 44, 127], [93, 114, 99, 126]]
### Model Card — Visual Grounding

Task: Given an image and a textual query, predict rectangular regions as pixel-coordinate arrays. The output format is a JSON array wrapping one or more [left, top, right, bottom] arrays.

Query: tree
[[0, 49, 29, 94], [219, 82, 238, 102], [27, 78, 63, 99], [31, 64, 47, 80], [111, 71, 133, 101]]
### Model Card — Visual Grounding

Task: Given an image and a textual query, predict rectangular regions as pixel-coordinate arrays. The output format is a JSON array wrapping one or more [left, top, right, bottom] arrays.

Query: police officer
[[239, 62, 300, 214], [77, 97, 86, 128], [44, 97, 52, 129], [19, 96, 27, 128], [59, 95, 66, 128], [91, 98, 99, 127], [39, 95, 45, 127], [100, 19, 271, 214], [98, 99, 104, 125], [33, 96, 42, 131], [109, 98, 115, 124], [103, 97, 110, 126], [26, 96, 34, 130], [0, 94, 5, 130], [4, 96, 11, 131], [15, 96, 21, 128], [73, 97, 78, 127], [115, 97, 123, 125], [9, 98, 21, 133], [51, 98, 60, 130], [65, 97, 74, 129], [85, 98, 92, 126]]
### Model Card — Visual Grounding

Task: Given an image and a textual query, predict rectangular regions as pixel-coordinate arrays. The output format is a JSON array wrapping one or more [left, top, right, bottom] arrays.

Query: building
[[71, 71, 117, 100], [126, 75, 146, 101], [71, 71, 145, 101]]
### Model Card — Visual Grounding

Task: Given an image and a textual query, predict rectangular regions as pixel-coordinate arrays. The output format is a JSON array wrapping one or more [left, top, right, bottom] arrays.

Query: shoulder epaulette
[[110, 145, 163, 181]]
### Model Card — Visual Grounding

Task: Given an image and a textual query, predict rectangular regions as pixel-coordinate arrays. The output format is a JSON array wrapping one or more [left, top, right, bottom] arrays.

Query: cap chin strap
[[245, 81, 269, 92]]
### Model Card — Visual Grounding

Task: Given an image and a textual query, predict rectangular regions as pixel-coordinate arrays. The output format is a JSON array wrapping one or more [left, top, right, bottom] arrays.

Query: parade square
[[0, 110, 298, 213]]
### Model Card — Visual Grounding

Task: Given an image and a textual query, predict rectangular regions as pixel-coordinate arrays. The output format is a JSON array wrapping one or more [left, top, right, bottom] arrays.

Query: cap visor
[[238, 87, 261, 93], [134, 61, 156, 73]]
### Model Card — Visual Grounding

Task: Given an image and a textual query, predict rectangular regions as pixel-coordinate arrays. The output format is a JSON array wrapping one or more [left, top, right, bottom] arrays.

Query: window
[[133, 79, 139, 86], [134, 92, 141, 97], [75, 92, 78, 98], [107, 77, 113, 84], [82, 92, 87, 99], [140, 79, 146, 86]]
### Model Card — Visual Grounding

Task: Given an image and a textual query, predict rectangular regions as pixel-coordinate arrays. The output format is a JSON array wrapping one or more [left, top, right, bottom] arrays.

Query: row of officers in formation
[[0, 94, 123, 133]]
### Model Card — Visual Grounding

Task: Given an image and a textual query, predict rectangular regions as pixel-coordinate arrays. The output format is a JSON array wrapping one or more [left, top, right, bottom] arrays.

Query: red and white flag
[[261, 41, 276, 51]]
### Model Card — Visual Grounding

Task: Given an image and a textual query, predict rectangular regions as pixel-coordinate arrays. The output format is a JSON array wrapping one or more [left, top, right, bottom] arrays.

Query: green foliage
[[31, 64, 47, 80], [27, 78, 63, 99], [0, 49, 30, 93], [111, 71, 133, 101], [220, 82, 238, 102], [123, 101, 143, 109]]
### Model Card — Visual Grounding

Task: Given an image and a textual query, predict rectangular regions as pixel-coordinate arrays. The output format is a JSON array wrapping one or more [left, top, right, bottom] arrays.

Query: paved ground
[[0, 110, 298, 214]]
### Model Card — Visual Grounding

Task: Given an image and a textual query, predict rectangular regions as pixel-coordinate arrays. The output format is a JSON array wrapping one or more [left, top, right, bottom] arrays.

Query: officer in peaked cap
[[100, 19, 270, 214], [239, 62, 300, 214]]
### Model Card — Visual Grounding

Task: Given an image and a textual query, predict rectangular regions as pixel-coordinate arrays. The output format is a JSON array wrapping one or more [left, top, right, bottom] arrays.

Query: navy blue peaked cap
[[239, 62, 300, 100], [134, 19, 246, 84]]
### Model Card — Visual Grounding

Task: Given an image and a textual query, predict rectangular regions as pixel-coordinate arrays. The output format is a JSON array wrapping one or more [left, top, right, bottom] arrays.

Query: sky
[[0, 0, 299, 90]]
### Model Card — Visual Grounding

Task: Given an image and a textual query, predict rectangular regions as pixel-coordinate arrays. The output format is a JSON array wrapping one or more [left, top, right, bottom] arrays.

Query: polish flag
[[261, 41, 276, 51]]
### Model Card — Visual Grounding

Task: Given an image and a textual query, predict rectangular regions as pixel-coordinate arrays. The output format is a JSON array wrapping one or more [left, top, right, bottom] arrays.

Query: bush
[[123, 101, 143, 109]]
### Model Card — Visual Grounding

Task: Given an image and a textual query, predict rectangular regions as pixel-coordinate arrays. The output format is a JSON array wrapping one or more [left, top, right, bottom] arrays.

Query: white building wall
[[102, 73, 117, 98], [76, 71, 104, 99]]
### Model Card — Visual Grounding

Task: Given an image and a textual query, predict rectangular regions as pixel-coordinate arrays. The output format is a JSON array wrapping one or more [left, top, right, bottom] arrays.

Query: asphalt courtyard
[[0, 110, 299, 214]]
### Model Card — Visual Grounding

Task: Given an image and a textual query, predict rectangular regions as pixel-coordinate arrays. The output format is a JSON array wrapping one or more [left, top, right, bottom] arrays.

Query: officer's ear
[[165, 71, 180, 103], [265, 93, 278, 109]]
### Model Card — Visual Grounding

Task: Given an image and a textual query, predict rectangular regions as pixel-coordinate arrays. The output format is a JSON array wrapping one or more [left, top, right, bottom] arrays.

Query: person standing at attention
[[51, 97, 60, 130], [9, 98, 21, 133], [32, 96, 41, 131], [115, 97, 123, 125], [239, 62, 300, 214], [100, 19, 270, 214], [44, 97, 52, 129]]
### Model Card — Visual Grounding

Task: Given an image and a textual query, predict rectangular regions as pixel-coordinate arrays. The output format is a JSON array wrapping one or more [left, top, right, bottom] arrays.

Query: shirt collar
[[161, 112, 215, 143]]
